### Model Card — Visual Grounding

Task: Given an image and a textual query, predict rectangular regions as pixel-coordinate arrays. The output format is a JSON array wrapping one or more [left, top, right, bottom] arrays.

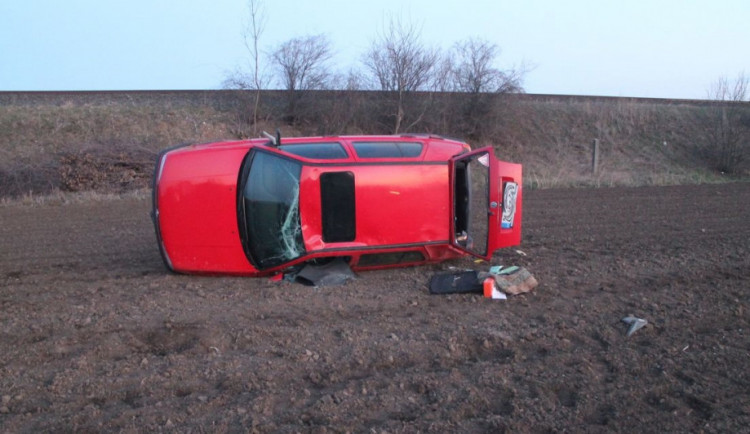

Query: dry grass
[[0, 102, 241, 197], [0, 104, 232, 157], [0, 188, 151, 207], [0, 93, 745, 198], [491, 99, 739, 189]]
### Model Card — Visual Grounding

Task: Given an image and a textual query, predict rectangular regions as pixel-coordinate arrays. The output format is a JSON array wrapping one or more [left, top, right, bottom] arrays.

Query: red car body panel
[[494, 159, 523, 249], [152, 135, 522, 276], [299, 164, 450, 251], [154, 144, 251, 273]]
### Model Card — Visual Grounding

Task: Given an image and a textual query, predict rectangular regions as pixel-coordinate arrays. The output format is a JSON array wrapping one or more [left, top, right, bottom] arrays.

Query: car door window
[[320, 172, 356, 242], [352, 141, 423, 158], [279, 143, 348, 159]]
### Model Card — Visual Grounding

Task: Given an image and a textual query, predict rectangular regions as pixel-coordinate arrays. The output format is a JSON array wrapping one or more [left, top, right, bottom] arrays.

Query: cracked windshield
[[242, 151, 305, 269]]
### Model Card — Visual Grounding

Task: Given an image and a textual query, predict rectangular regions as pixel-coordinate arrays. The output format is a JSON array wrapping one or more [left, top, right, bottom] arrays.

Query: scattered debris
[[269, 274, 283, 282], [482, 277, 507, 300], [622, 315, 648, 337], [496, 265, 519, 275], [429, 266, 538, 298], [489, 267, 538, 295], [291, 259, 357, 287]]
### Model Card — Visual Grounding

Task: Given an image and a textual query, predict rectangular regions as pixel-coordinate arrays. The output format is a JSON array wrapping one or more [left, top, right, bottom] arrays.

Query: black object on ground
[[293, 258, 357, 287], [429, 270, 483, 294]]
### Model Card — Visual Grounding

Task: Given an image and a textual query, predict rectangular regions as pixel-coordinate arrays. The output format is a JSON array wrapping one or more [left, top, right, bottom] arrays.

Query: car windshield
[[240, 151, 305, 269]]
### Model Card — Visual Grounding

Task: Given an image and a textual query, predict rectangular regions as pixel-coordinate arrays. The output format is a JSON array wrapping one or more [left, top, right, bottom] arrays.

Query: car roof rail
[[400, 133, 442, 139], [401, 133, 466, 143]]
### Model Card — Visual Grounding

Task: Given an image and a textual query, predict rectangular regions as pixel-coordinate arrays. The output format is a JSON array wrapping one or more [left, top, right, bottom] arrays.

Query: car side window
[[352, 141, 423, 158], [320, 172, 356, 242], [279, 143, 348, 159]]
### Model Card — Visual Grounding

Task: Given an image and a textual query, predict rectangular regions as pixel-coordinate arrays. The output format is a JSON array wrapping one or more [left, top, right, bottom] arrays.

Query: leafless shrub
[[703, 73, 750, 174], [58, 151, 154, 193], [0, 161, 59, 198]]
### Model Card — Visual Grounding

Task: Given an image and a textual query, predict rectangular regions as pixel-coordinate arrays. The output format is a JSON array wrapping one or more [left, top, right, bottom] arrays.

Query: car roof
[[182, 134, 473, 163]]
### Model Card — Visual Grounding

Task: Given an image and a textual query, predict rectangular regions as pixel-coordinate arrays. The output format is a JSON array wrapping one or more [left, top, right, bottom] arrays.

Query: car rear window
[[352, 141, 423, 158], [279, 143, 348, 159]]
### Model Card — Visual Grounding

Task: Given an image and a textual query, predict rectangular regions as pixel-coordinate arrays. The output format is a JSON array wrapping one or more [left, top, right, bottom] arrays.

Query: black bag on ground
[[429, 270, 483, 294]]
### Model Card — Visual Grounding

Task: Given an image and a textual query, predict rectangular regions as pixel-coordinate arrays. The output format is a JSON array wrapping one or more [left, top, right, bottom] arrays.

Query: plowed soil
[[1, 183, 749, 432]]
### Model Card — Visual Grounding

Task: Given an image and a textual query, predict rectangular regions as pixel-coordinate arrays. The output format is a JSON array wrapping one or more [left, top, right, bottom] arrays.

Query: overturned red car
[[152, 134, 522, 276]]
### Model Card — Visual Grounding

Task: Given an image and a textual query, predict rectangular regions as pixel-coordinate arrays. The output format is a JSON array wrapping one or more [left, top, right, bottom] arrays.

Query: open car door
[[450, 147, 522, 260]]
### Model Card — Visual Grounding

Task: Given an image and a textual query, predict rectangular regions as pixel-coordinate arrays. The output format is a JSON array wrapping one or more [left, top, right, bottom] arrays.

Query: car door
[[450, 147, 522, 260]]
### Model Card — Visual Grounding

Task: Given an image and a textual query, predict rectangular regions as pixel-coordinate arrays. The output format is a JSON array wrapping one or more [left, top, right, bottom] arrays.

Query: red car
[[152, 134, 522, 276]]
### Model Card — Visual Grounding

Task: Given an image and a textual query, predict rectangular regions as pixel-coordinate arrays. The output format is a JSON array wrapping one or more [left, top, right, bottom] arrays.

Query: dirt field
[[1, 183, 748, 432]]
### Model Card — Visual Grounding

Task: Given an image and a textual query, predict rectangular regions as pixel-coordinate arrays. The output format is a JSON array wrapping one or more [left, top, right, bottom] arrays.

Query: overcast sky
[[1, 0, 748, 98]]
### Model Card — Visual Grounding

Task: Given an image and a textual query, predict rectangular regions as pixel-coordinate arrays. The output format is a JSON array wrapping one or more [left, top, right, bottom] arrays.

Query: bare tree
[[431, 54, 455, 93], [245, 0, 266, 135], [705, 72, 750, 174], [363, 17, 439, 133], [270, 34, 333, 125], [271, 34, 333, 92], [222, 0, 267, 136], [446, 38, 525, 140], [451, 38, 524, 94]]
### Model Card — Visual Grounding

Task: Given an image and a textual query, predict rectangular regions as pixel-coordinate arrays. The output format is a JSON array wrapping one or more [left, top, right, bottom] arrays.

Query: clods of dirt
[[0, 183, 748, 431]]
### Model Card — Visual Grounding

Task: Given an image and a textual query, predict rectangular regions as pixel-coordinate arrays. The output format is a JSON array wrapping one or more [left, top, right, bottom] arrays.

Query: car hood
[[155, 145, 257, 274]]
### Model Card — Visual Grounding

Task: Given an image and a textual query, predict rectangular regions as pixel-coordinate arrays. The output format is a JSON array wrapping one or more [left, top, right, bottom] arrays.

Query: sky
[[1, 0, 748, 99]]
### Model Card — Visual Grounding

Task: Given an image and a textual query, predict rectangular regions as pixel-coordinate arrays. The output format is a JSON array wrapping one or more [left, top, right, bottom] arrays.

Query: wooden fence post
[[592, 139, 599, 174]]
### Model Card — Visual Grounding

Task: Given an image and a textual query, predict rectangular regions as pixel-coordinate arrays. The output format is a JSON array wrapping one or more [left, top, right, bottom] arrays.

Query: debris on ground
[[622, 315, 648, 337], [482, 277, 507, 300], [429, 266, 538, 298], [289, 258, 357, 287], [429, 270, 483, 294], [488, 266, 538, 295]]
